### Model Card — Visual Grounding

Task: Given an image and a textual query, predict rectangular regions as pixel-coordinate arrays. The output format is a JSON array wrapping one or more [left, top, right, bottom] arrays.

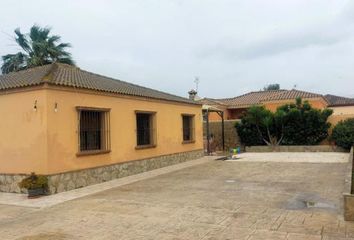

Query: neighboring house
[[199, 89, 329, 121], [325, 94, 354, 126], [0, 63, 203, 194], [196, 89, 354, 149]]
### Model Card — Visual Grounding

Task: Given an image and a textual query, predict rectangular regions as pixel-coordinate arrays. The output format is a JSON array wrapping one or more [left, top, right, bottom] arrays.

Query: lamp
[[33, 100, 37, 112]]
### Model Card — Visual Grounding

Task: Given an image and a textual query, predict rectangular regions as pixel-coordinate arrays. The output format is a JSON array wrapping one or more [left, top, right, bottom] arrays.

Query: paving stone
[[248, 229, 287, 240], [286, 233, 321, 240], [0, 152, 352, 239]]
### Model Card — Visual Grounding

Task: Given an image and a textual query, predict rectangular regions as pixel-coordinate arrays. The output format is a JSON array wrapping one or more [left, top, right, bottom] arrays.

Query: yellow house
[[199, 89, 354, 128], [325, 94, 354, 127], [199, 89, 330, 121], [0, 63, 203, 193]]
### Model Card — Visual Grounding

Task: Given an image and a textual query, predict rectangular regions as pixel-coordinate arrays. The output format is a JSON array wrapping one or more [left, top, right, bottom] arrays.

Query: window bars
[[136, 112, 156, 146], [77, 108, 110, 153], [182, 115, 195, 142]]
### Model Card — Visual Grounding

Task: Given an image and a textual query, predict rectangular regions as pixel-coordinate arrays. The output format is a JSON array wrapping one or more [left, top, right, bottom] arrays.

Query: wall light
[[54, 102, 58, 112], [33, 100, 37, 112]]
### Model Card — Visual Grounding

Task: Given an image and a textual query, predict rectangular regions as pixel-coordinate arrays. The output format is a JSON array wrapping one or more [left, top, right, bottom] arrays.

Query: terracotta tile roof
[[0, 64, 53, 89], [203, 89, 330, 109], [260, 89, 323, 102], [325, 94, 354, 106], [197, 98, 228, 106], [0, 63, 198, 105], [214, 90, 286, 108]]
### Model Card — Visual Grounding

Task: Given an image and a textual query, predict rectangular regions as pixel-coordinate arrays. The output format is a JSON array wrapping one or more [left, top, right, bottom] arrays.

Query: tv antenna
[[194, 77, 200, 92]]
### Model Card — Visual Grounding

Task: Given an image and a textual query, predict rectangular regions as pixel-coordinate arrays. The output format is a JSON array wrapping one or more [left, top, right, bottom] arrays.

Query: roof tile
[[211, 90, 286, 108], [260, 89, 323, 102], [325, 94, 354, 106], [0, 63, 197, 105], [202, 89, 328, 109]]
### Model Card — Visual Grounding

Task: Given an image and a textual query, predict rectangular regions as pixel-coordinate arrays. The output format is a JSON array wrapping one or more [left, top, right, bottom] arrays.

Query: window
[[77, 108, 110, 155], [136, 112, 156, 148], [182, 114, 195, 143]]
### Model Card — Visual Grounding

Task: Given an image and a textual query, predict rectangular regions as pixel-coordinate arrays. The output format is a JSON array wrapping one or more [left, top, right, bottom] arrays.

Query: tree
[[1, 25, 74, 74], [278, 98, 332, 145], [331, 118, 354, 150], [235, 98, 333, 146], [236, 105, 285, 146], [263, 83, 280, 91], [235, 118, 266, 146]]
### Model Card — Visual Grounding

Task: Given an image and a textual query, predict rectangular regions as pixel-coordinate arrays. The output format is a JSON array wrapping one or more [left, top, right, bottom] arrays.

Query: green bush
[[278, 99, 332, 145], [235, 98, 333, 146], [331, 118, 354, 150], [235, 119, 265, 146], [235, 105, 284, 146], [18, 172, 48, 190]]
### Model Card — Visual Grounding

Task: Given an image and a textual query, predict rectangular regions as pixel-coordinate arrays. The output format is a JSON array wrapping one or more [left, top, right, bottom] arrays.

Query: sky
[[0, 0, 354, 99]]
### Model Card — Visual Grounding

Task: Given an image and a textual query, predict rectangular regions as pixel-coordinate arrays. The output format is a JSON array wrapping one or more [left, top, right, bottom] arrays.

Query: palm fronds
[[1, 25, 75, 74]]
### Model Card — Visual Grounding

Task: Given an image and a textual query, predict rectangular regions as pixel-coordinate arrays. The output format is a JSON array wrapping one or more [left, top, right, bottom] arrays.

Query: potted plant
[[18, 172, 48, 198]]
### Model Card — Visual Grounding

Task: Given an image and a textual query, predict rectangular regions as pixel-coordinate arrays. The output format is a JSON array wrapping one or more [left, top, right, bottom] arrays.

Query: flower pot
[[27, 188, 45, 198]]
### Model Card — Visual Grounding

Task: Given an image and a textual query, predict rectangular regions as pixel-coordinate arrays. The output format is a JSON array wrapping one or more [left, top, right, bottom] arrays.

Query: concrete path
[[0, 156, 216, 208], [0, 152, 353, 240]]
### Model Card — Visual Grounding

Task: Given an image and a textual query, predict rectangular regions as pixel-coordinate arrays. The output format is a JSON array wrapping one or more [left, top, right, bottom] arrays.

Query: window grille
[[77, 108, 110, 153], [182, 115, 195, 142], [136, 112, 155, 146]]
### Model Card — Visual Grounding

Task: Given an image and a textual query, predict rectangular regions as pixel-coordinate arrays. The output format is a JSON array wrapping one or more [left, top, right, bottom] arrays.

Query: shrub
[[278, 99, 333, 145], [235, 98, 333, 146], [235, 105, 283, 146], [331, 118, 354, 150], [18, 172, 48, 190], [235, 119, 265, 146]]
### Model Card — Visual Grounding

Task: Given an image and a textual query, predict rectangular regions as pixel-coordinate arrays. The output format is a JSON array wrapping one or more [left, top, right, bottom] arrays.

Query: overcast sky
[[1, 0, 353, 98]]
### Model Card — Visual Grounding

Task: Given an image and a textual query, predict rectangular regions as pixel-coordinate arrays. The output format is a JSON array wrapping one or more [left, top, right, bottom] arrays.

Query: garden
[[235, 98, 354, 150]]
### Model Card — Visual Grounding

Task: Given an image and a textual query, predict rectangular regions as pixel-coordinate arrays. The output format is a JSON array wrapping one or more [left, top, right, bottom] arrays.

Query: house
[[197, 89, 354, 150], [199, 89, 329, 121], [0, 63, 203, 194], [325, 94, 354, 126]]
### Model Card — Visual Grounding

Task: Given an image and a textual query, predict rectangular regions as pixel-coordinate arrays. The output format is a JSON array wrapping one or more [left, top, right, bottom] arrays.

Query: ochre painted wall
[[208, 112, 225, 121], [263, 98, 328, 112], [206, 98, 328, 122], [328, 106, 354, 127], [45, 88, 203, 174], [227, 108, 247, 120], [0, 89, 48, 174], [0, 87, 203, 175]]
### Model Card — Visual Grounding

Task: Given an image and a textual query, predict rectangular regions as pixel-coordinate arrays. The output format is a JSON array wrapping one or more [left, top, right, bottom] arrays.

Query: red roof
[[200, 89, 328, 109], [261, 89, 323, 102]]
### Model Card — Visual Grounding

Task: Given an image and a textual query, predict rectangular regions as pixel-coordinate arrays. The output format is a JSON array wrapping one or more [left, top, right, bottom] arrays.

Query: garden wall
[[203, 120, 241, 151], [245, 145, 347, 152]]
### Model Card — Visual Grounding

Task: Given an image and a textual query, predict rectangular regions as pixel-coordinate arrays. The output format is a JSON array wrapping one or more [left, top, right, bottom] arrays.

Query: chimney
[[188, 89, 197, 101]]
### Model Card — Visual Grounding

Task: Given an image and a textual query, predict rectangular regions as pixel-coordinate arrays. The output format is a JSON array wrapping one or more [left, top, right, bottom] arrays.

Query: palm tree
[[1, 25, 74, 74]]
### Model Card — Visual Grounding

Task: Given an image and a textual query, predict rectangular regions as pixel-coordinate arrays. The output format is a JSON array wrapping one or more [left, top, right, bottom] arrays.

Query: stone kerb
[[344, 146, 354, 221]]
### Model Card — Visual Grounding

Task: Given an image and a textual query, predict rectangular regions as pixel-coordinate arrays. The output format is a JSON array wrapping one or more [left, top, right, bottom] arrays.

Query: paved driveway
[[0, 152, 353, 240]]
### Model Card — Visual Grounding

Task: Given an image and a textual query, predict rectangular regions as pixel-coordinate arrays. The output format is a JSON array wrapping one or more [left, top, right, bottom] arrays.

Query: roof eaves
[[46, 82, 201, 106], [226, 103, 261, 109]]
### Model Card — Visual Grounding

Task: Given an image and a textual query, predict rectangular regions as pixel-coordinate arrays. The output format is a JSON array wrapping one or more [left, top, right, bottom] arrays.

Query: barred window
[[136, 112, 156, 147], [182, 114, 195, 142], [77, 108, 110, 154]]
